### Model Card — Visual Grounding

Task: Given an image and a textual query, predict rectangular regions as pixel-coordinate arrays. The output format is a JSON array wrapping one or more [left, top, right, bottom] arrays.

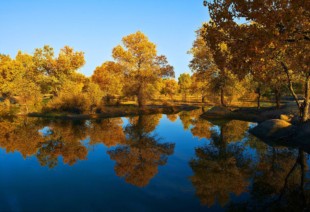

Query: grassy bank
[[28, 104, 200, 120], [201, 101, 300, 123]]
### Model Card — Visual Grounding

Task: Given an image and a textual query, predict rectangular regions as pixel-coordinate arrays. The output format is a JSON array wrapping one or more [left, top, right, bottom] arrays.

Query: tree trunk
[[25, 104, 29, 115], [202, 95, 206, 103], [220, 87, 226, 107], [256, 87, 261, 110], [281, 62, 302, 112], [106, 95, 111, 104], [137, 85, 145, 108], [275, 88, 281, 109], [281, 62, 310, 122], [255, 86, 262, 110], [302, 76, 310, 122], [298, 149, 306, 206]]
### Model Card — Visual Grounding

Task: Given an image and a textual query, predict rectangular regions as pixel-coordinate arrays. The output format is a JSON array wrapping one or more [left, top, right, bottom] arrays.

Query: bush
[[44, 81, 104, 114], [47, 94, 88, 113]]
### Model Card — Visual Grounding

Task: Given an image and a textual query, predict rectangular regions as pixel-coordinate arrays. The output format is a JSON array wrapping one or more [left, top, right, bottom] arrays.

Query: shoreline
[[28, 105, 200, 120]]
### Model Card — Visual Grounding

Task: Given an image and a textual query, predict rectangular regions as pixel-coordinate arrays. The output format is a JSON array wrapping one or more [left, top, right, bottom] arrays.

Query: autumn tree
[[202, 23, 245, 107], [112, 31, 174, 107], [189, 25, 246, 106], [178, 73, 192, 101], [83, 82, 104, 113], [188, 28, 216, 103], [0, 53, 43, 113], [160, 78, 179, 100], [0, 45, 86, 114], [46, 79, 103, 114], [190, 72, 210, 103], [33, 45, 85, 95], [91, 61, 124, 103], [204, 0, 310, 121]]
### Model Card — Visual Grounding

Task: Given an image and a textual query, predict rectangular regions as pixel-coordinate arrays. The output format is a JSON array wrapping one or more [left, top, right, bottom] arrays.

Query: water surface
[[0, 110, 309, 211]]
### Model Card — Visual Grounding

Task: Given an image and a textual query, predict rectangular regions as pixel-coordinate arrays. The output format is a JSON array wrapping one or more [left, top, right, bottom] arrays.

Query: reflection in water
[[229, 147, 310, 211], [189, 119, 253, 207], [37, 120, 88, 168], [107, 114, 175, 187], [1, 110, 310, 210], [0, 117, 127, 167], [191, 118, 213, 140], [0, 114, 175, 187], [179, 110, 202, 130], [166, 114, 178, 122], [88, 118, 126, 147], [183, 110, 310, 210], [0, 117, 45, 158]]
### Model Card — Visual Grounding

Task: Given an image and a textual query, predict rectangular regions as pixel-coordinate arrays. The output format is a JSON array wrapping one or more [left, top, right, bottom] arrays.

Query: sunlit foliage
[[112, 31, 174, 107]]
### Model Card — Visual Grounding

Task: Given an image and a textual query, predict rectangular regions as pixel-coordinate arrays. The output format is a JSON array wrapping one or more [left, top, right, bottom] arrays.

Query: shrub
[[45, 81, 104, 114]]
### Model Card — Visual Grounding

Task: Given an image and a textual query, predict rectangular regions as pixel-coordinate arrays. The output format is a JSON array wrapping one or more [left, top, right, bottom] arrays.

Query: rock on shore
[[250, 119, 296, 141]]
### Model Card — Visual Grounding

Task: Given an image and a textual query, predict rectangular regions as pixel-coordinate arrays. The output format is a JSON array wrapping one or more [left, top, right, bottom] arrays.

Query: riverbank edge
[[200, 106, 276, 123], [28, 105, 200, 120], [200, 105, 310, 146]]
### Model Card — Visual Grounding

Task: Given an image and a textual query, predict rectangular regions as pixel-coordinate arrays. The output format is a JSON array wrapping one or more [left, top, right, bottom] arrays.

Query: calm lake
[[0, 109, 309, 211]]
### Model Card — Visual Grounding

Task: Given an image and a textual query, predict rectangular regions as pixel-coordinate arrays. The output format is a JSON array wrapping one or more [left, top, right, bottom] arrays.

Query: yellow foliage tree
[[112, 31, 174, 107], [91, 61, 124, 102]]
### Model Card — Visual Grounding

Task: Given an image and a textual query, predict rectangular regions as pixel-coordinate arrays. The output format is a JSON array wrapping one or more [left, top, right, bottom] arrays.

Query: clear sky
[[0, 0, 209, 78]]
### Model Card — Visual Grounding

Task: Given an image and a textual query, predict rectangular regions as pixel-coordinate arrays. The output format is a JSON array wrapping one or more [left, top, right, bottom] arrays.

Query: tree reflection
[[36, 120, 88, 168], [189, 120, 253, 207], [190, 118, 213, 140], [107, 114, 175, 187], [88, 118, 126, 147], [221, 120, 249, 143], [228, 144, 310, 211], [0, 115, 174, 173], [166, 114, 178, 122], [128, 114, 162, 135], [0, 117, 45, 157], [179, 112, 191, 130], [179, 110, 201, 130], [0, 118, 90, 168]]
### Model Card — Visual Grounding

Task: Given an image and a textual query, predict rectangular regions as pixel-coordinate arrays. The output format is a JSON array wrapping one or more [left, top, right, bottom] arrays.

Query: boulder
[[294, 122, 310, 144], [280, 114, 294, 122], [250, 119, 296, 141]]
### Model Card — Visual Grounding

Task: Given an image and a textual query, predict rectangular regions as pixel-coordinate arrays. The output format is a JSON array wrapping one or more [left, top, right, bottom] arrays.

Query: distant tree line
[[1, 0, 309, 123]]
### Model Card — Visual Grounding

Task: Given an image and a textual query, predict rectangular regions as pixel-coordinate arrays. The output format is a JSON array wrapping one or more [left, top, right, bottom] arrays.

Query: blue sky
[[0, 0, 209, 77]]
